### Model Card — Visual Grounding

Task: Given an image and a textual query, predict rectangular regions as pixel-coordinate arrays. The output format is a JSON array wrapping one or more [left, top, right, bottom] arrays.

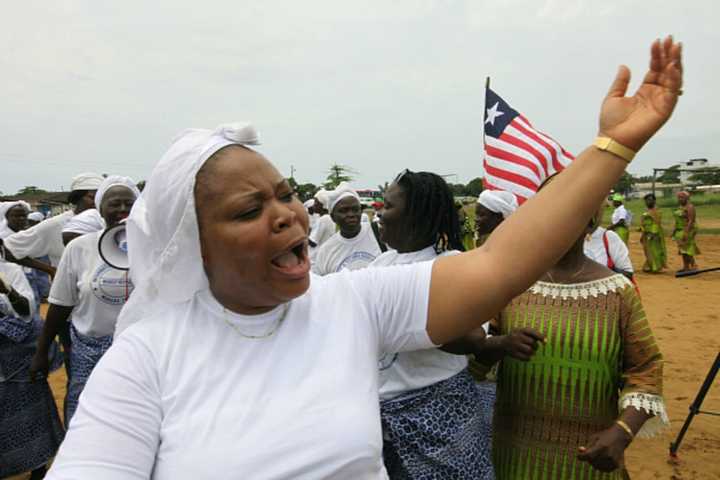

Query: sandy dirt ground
[[9, 231, 720, 479]]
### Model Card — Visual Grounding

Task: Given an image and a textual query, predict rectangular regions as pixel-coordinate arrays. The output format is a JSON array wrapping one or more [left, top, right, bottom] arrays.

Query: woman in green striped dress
[[672, 191, 699, 272], [491, 218, 668, 479], [639, 193, 667, 273]]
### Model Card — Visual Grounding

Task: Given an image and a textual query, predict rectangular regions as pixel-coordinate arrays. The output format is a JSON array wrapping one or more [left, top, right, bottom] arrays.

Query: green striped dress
[[492, 275, 667, 479]]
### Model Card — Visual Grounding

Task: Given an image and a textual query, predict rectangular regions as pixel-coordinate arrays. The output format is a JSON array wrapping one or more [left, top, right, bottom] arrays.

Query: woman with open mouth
[[45, 36, 682, 479]]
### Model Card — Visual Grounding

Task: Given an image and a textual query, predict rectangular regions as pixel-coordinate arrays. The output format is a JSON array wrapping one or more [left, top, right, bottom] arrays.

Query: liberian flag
[[483, 87, 575, 204]]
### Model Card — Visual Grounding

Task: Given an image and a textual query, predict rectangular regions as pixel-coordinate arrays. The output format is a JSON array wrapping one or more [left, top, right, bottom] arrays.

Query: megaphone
[[98, 220, 129, 270]]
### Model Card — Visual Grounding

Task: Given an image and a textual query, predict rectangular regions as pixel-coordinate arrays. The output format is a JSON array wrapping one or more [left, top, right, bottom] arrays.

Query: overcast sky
[[1, 0, 717, 193]]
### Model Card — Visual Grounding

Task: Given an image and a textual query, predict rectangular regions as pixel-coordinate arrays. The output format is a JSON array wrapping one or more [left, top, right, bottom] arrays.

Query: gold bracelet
[[615, 420, 635, 441], [594, 137, 636, 163]]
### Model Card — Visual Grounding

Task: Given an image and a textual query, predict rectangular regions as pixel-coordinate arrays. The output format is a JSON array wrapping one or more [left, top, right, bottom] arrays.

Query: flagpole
[[483, 76, 490, 172]]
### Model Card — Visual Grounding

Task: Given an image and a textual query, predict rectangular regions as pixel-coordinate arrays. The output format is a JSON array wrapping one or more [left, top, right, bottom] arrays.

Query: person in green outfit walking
[[673, 190, 700, 272], [639, 193, 667, 273], [608, 193, 632, 244]]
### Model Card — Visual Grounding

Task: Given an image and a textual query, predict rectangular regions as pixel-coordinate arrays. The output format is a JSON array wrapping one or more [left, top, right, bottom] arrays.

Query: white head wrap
[[70, 172, 105, 191], [303, 199, 314, 210], [94, 175, 141, 214], [0, 201, 31, 220], [62, 208, 106, 235], [27, 212, 45, 223], [313, 188, 330, 208], [0, 201, 31, 238], [477, 190, 518, 219], [115, 123, 260, 336], [327, 182, 360, 213]]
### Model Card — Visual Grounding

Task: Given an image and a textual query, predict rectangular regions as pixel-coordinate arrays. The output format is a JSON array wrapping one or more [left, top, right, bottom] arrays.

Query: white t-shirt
[[611, 205, 632, 226], [0, 261, 36, 321], [309, 214, 337, 264], [309, 214, 336, 248], [584, 227, 634, 273], [46, 262, 436, 480], [313, 223, 382, 276], [308, 212, 320, 234], [3, 210, 73, 267], [48, 231, 133, 337], [371, 246, 467, 401]]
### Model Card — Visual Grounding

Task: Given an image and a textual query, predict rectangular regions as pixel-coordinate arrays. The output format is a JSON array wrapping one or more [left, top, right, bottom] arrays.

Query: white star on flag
[[485, 102, 504, 125]]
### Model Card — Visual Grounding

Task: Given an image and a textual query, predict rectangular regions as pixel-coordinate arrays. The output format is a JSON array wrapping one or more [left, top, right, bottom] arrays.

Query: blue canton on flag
[[483, 87, 574, 203]]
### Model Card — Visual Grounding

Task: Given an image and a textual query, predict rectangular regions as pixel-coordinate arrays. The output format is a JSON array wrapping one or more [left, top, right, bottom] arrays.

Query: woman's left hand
[[599, 36, 682, 152], [577, 425, 631, 472]]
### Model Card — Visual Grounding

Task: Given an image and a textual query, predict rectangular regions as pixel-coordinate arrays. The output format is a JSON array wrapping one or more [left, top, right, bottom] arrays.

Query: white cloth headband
[[477, 190, 518, 219], [314, 189, 330, 208], [70, 172, 105, 191], [0, 201, 30, 220], [94, 175, 141, 213], [327, 182, 360, 213]]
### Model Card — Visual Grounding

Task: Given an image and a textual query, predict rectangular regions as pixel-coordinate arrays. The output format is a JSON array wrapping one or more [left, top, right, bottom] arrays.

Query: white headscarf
[[0, 201, 31, 239], [477, 190, 518, 219], [70, 172, 105, 191], [94, 175, 142, 214], [327, 182, 360, 213], [314, 189, 330, 209], [115, 123, 260, 336], [62, 209, 106, 235], [28, 212, 45, 223]]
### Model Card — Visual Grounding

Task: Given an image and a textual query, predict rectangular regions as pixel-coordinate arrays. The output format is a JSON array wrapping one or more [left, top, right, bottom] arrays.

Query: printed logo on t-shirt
[[335, 251, 377, 273], [91, 264, 134, 306]]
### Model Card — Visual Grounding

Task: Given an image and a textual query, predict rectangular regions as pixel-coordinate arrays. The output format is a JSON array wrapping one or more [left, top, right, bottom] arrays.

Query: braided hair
[[395, 170, 465, 253]]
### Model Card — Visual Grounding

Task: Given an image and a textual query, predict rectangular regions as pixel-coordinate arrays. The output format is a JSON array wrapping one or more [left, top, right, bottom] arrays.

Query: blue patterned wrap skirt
[[65, 323, 112, 425], [1, 309, 64, 477], [380, 368, 496, 479]]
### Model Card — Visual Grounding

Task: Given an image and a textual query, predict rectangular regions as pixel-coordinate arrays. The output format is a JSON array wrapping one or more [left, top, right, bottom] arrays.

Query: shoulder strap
[[370, 221, 387, 253], [602, 231, 615, 269]]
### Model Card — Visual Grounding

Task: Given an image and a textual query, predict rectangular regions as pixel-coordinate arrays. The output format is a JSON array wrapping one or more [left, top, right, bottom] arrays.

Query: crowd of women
[[0, 35, 689, 479]]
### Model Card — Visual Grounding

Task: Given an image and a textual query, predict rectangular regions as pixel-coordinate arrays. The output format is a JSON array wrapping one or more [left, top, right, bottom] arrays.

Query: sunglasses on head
[[395, 168, 413, 183]]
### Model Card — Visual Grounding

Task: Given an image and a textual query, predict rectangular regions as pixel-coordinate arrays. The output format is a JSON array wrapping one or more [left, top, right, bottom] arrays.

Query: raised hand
[[599, 36, 683, 151]]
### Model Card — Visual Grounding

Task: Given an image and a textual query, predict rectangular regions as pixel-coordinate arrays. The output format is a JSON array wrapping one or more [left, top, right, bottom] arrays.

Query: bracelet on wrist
[[615, 419, 635, 442], [594, 137, 636, 163]]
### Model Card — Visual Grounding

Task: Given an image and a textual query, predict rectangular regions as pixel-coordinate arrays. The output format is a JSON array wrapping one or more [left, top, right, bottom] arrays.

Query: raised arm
[[427, 36, 683, 344]]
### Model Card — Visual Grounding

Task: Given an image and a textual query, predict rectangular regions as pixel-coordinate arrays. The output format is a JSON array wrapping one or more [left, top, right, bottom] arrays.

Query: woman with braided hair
[[373, 170, 496, 479]]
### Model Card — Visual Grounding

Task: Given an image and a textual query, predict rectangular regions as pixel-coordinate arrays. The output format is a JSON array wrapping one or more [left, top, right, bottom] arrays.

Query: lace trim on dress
[[619, 392, 670, 438], [530, 275, 632, 300]]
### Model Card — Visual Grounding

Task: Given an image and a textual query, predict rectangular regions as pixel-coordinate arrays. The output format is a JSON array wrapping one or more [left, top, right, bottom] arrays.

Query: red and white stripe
[[483, 114, 574, 204]]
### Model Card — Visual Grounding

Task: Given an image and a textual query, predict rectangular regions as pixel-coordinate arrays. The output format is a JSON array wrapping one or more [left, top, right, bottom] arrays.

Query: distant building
[[0, 191, 71, 217], [675, 158, 720, 184]]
